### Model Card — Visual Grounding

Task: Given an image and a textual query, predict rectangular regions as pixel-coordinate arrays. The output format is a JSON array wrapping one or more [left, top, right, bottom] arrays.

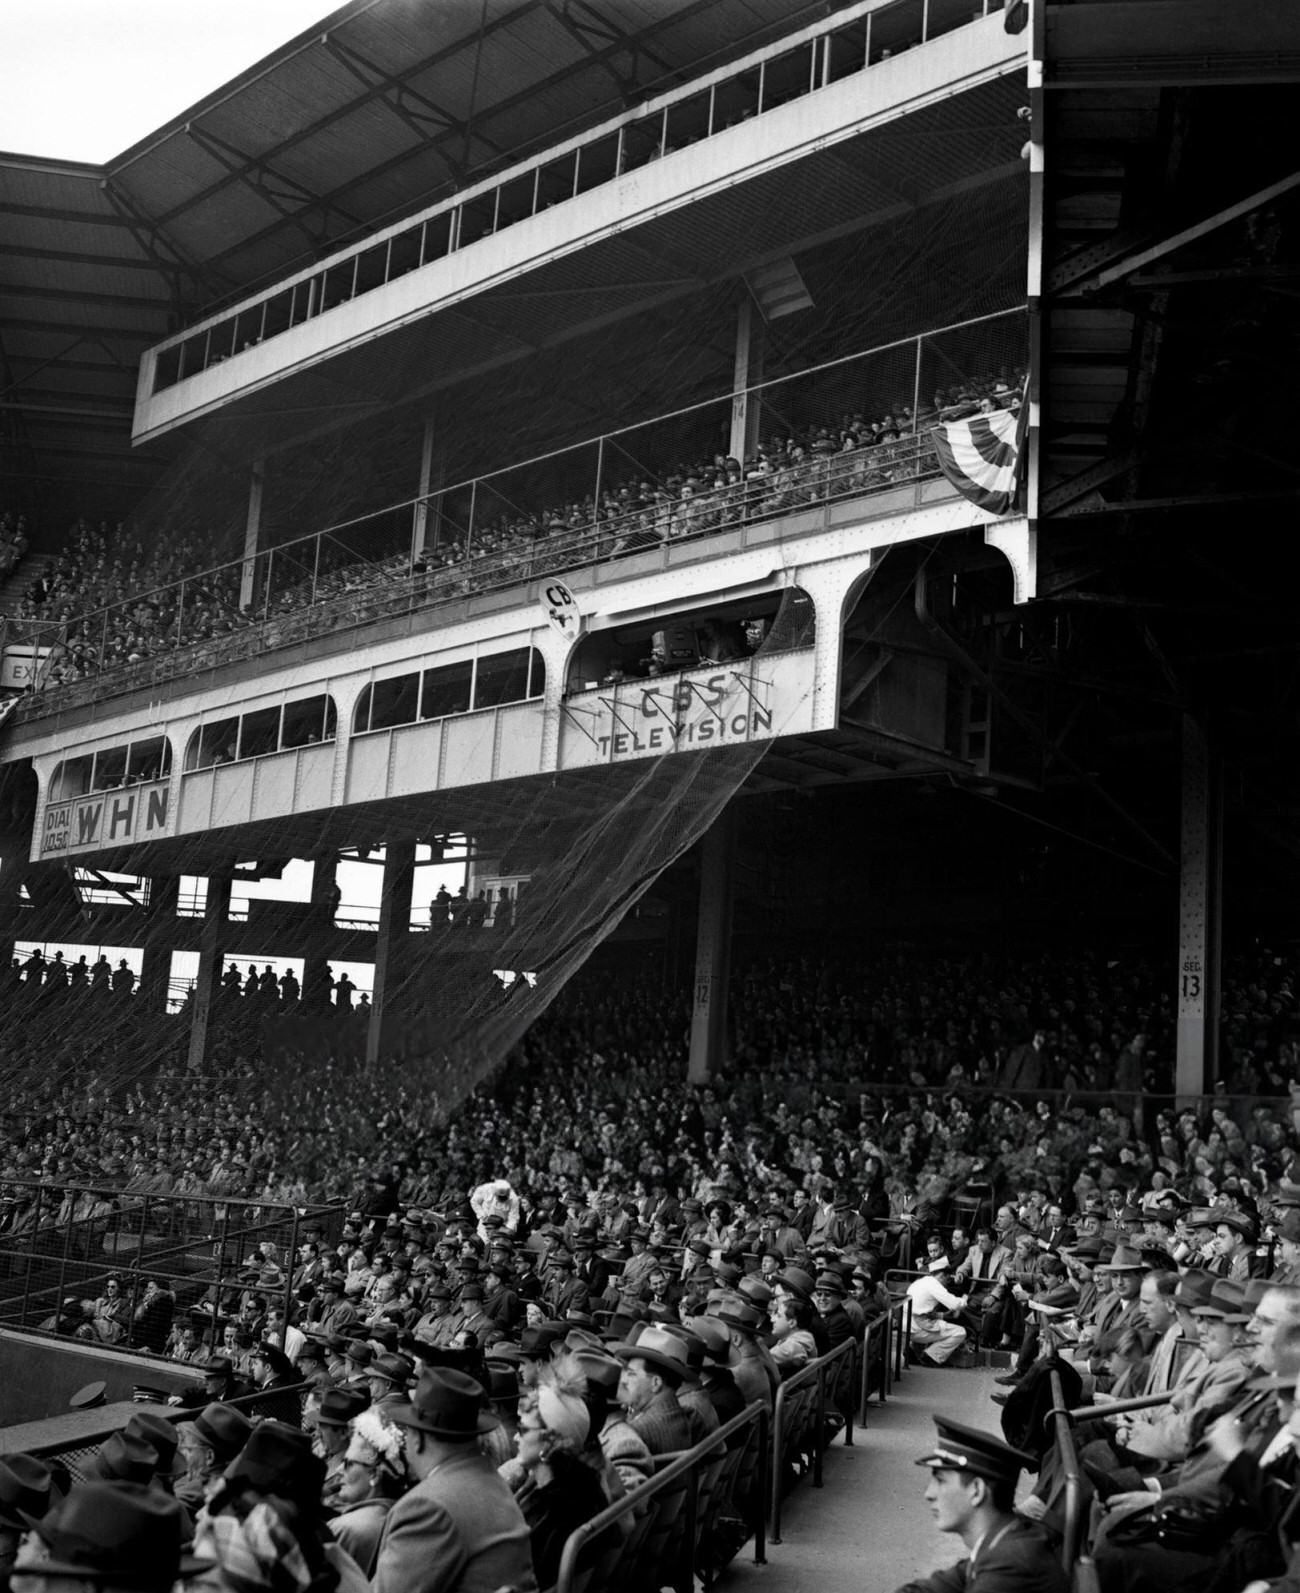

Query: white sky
[[0, 2, 336, 163], [16, 845, 471, 1008]]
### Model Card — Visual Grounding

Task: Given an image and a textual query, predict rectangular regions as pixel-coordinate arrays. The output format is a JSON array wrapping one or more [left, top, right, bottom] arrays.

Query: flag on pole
[[930, 400, 1026, 516]]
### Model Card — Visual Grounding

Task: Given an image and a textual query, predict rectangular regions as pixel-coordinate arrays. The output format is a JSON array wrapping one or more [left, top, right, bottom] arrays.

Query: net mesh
[[338, 589, 826, 1110]]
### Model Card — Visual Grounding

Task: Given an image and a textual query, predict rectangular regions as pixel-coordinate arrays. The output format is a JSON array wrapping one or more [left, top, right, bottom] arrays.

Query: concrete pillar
[[729, 294, 764, 463], [238, 460, 265, 611], [688, 809, 736, 1085], [368, 841, 415, 1063], [139, 875, 180, 1014], [188, 873, 231, 1072], [1175, 715, 1222, 1099]]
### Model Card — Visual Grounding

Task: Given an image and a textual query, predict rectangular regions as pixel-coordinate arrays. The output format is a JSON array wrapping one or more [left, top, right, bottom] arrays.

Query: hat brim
[[387, 1402, 498, 1437], [915, 1453, 1013, 1482], [34, 1553, 215, 1583], [610, 1341, 687, 1378], [711, 1311, 759, 1334]]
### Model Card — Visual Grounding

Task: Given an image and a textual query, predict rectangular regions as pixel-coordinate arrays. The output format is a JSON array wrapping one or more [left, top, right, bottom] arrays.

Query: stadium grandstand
[[0, 2, 1298, 1590]]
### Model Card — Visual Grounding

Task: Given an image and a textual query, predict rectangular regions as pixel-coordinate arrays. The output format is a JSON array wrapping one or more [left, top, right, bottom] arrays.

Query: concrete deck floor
[[720, 1360, 1007, 1593]]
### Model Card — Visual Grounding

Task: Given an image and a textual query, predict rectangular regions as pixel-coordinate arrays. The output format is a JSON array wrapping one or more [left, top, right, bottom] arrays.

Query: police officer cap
[[915, 1418, 1036, 1484]]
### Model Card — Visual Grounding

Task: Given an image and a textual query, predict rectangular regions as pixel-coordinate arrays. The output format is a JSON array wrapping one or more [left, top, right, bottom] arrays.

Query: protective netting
[[323, 587, 828, 1111]]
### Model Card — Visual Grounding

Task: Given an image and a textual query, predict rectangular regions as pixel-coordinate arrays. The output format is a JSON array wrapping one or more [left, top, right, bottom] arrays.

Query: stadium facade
[[1, 0, 1297, 1103]]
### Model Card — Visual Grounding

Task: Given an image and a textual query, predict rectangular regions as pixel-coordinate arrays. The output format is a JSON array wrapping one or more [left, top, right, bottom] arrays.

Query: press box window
[[127, 738, 171, 783], [283, 697, 336, 748], [474, 648, 536, 708], [186, 717, 240, 770]]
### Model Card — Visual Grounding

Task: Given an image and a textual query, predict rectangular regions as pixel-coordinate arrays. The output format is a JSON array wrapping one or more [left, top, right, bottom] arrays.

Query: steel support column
[[368, 841, 415, 1064], [239, 460, 265, 611], [412, 414, 445, 560], [688, 807, 736, 1085], [303, 854, 340, 1013], [188, 873, 231, 1072], [139, 875, 180, 1014], [1176, 715, 1222, 1098], [729, 293, 764, 465]]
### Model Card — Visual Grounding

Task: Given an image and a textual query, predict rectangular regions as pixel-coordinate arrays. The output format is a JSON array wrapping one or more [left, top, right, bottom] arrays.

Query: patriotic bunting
[[930, 402, 1025, 516]]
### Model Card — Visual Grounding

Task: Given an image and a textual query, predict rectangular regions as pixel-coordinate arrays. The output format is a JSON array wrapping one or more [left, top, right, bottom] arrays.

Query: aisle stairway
[[724, 1362, 1008, 1593], [0, 553, 53, 621]]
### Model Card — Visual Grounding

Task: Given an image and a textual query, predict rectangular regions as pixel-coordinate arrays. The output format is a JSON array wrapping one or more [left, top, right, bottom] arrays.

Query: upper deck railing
[[1, 307, 1023, 726], [146, 0, 1009, 395]]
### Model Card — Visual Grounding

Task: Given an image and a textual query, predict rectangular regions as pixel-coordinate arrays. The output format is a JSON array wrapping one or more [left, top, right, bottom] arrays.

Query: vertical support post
[[912, 334, 924, 433], [688, 808, 736, 1085], [592, 435, 606, 531], [411, 414, 440, 563], [239, 460, 265, 611], [139, 874, 180, 1014], [21, 1184, 43, 1328], [1024, 0, 1046, 531], [466, 478, 478, 559], [368, 840, 415, 1063], [188, 873, 231, 1073], [1176, 715, 1221, 1098], [303, 854, 339, 1014], [729, 293, 765, 464]]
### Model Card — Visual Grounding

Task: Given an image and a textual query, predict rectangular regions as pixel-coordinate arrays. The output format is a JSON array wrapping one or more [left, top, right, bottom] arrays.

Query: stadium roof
[[0, 0, 838, 524]]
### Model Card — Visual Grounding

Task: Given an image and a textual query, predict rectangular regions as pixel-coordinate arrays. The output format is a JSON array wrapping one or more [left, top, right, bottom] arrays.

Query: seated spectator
[[193, 1421, 363, 1591], [504, 1358, 611, 1589], [329, 1408, 407, 1577]]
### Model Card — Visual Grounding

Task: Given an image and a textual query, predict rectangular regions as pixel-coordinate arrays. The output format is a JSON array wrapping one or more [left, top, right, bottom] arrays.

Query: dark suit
[[372, 1447, 537, 1593], [896, 1514, 1067, 1593], [544, 1273, 590, 1317]]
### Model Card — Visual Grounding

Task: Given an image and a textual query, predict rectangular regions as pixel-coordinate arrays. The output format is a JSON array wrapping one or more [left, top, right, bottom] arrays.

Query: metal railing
[[768, 1333, 857, 1543], [0, 1181, 345, 1350], [1050, 1368, 1085, 1576], [859, 1308, 893, 1420], [888, 1292, 913, 1382], [1, 307, 1025, 724], [17, 1379, 313, 1483], [148, 0, 1008, 386], [555, 1399, 769, 1593]]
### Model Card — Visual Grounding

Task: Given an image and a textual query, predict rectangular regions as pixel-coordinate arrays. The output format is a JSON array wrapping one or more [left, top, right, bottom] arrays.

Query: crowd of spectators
[[1, 943, 1295, 1214], [8, 517, 242, 685], [0, 369, 1022, 706], [0, 936, 1296, 1591], [0, 511, 31, 580]]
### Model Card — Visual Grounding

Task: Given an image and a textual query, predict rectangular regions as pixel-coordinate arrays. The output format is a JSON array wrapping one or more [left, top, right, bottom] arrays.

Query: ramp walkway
[[722, 1361, 1006, 1593]]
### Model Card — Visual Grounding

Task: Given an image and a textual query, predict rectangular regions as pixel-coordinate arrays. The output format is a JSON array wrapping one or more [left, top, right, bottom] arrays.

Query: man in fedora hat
[[373, 1366, 536, 1593], [895, 1417, 1066, 1593], [1210, 1211, 1264, 1281], [1084, 1246, 1152, 1381], [0, 1455, 57, 1569], [11, 1480, 212, 1591], [710, 1295, 777, 1409], [175, 1402, 253, 1512], [611, 1325, 694, 1454], [169, 1352, 254, 1410]]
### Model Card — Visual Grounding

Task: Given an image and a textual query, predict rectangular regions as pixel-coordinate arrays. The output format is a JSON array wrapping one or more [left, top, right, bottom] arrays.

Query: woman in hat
[[504, 1356, 612, 1590], [193, 1421, 367, 1593], [329, 1409, 408, 1577]]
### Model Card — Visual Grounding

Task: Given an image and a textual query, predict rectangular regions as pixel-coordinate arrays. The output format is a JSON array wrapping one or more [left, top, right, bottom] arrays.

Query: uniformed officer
[[896, 1417, 1067, 1593]]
